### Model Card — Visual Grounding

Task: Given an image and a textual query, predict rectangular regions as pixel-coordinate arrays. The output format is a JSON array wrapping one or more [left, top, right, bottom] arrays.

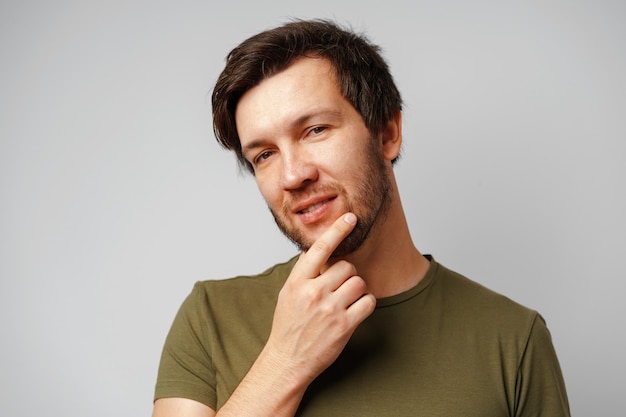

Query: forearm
[[159, 215, 374, 417], [215, 346, 309, 417]]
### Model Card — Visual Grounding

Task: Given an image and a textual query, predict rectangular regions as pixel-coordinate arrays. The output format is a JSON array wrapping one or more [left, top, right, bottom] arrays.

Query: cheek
[[256, 177, 280, 207], [333, 145, 370, 177]]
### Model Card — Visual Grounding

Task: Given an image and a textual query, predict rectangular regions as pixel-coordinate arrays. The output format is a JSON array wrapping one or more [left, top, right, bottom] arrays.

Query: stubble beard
[[269, 139, 393, 258]]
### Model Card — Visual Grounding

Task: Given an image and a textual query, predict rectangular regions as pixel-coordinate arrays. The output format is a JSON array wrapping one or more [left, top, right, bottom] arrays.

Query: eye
[[308, 126, 327, 136], [254, 150, 273, 165]]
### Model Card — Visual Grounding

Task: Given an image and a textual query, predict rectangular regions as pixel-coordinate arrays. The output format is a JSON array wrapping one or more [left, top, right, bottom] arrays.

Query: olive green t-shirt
[[155, 257, 570, 416]]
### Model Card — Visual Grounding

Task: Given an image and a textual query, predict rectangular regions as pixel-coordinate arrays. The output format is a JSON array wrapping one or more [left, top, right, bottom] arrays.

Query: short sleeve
[[154, 282, 217, 408], [515, 314, 571, 417]]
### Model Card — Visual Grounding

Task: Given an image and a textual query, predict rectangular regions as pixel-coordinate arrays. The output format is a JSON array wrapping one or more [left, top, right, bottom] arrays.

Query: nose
[[279, 149, 318, 190]]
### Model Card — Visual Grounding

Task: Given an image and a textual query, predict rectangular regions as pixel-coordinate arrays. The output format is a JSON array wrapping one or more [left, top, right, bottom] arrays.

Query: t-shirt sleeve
[[515, 314, 571, 417], [154, 282, 217, 408]]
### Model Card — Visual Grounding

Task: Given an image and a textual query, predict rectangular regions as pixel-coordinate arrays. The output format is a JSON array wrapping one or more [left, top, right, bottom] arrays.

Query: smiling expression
[[235, 57, 394, 256]]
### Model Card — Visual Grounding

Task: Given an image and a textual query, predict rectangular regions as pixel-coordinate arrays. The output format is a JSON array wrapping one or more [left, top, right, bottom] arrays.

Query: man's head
[[212, 19, 402, 174], [234, 57, 399, 256]]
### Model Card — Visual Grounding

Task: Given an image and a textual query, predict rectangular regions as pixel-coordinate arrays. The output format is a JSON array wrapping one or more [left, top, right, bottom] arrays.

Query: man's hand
[[155, 213, 376, 417], [264, 212, 377, 384]]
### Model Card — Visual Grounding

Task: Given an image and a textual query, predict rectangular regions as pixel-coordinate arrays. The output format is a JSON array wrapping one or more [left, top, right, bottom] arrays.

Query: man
[[153, 19, 570, 416]]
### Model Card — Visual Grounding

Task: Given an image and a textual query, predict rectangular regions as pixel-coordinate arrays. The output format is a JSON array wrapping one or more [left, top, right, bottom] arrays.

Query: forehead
[[234, 57, 348, 137]]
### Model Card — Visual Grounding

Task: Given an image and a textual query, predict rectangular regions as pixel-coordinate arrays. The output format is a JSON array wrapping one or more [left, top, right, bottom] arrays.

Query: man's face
[[235, 57, 392, 256]]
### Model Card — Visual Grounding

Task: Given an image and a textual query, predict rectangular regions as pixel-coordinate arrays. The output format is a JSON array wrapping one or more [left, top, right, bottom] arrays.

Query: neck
[[340, 181, 430, 299]]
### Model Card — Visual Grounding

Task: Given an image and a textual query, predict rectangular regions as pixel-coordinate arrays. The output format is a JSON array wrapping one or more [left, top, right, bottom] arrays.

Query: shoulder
[[187, 256, 299, 309], [168, 256, 299, 347], [431, 260, 539, 330]]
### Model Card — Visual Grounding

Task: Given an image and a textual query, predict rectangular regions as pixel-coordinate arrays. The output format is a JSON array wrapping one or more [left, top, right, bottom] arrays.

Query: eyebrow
[[291, 109, 343, 130], [242, 138, 271, 157]]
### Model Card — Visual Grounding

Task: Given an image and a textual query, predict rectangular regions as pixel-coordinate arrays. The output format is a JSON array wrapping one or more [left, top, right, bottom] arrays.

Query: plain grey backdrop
[[1, 0, 624, 415]]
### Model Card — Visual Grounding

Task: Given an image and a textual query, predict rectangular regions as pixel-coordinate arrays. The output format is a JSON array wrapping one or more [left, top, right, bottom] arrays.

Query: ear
[[381, 112, 403, 161]]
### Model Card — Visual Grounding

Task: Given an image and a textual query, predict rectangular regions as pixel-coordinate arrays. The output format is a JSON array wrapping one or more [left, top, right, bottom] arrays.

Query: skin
[[153, 57, 430, 417], [239, 58, 391, 256], [269, 132, 392, 258]]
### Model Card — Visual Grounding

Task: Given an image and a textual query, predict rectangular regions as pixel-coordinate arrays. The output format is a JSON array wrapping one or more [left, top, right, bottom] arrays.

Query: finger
[[332, 274, 368, 305], [346, 293, 377, 327], [296, 213, 357, 278], [318, 260, 357, 292]]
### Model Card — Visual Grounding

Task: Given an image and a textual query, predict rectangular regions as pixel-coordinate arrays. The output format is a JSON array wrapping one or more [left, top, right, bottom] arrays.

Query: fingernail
[[343, 213, 357, 225]]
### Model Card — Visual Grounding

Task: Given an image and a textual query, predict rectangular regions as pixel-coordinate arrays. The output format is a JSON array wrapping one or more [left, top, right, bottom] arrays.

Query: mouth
[[293, 196, 338, 225], [298, 198, 334, 214]]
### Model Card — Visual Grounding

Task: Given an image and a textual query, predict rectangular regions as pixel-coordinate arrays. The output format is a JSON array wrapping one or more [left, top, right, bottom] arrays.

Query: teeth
[[301, 199, 330, 214]]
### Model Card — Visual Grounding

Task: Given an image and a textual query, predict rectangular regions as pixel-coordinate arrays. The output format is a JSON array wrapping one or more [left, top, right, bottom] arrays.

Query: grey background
[[1, 0, 624, 415]]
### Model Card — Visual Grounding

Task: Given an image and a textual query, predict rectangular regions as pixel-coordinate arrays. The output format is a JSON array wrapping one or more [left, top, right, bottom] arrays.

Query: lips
[[299, 198, 334, 214], [292, 195, 337, 225]]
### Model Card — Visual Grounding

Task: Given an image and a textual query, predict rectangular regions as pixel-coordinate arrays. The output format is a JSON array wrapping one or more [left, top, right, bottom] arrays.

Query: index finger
[[296, 212, 357, 278]]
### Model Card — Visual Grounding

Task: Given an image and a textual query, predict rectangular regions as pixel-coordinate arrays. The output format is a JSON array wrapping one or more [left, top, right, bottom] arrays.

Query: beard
[[269, 138, 393, 258]]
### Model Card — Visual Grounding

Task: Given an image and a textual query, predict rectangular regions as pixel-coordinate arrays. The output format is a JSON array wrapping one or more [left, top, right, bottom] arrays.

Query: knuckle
[[318, 301, 335, 317], [350, 276, 367, 293], [310, 238, 333, 256], [341, 260, 358, 276], [301, 284, 323, 305], [340, 273, 364, 292], [361, 294, 377, 314], [330, 260, 356, 277]]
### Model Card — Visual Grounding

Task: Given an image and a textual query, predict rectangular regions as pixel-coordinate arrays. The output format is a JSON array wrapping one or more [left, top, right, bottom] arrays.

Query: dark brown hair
[[211, 19, 402, 173]]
